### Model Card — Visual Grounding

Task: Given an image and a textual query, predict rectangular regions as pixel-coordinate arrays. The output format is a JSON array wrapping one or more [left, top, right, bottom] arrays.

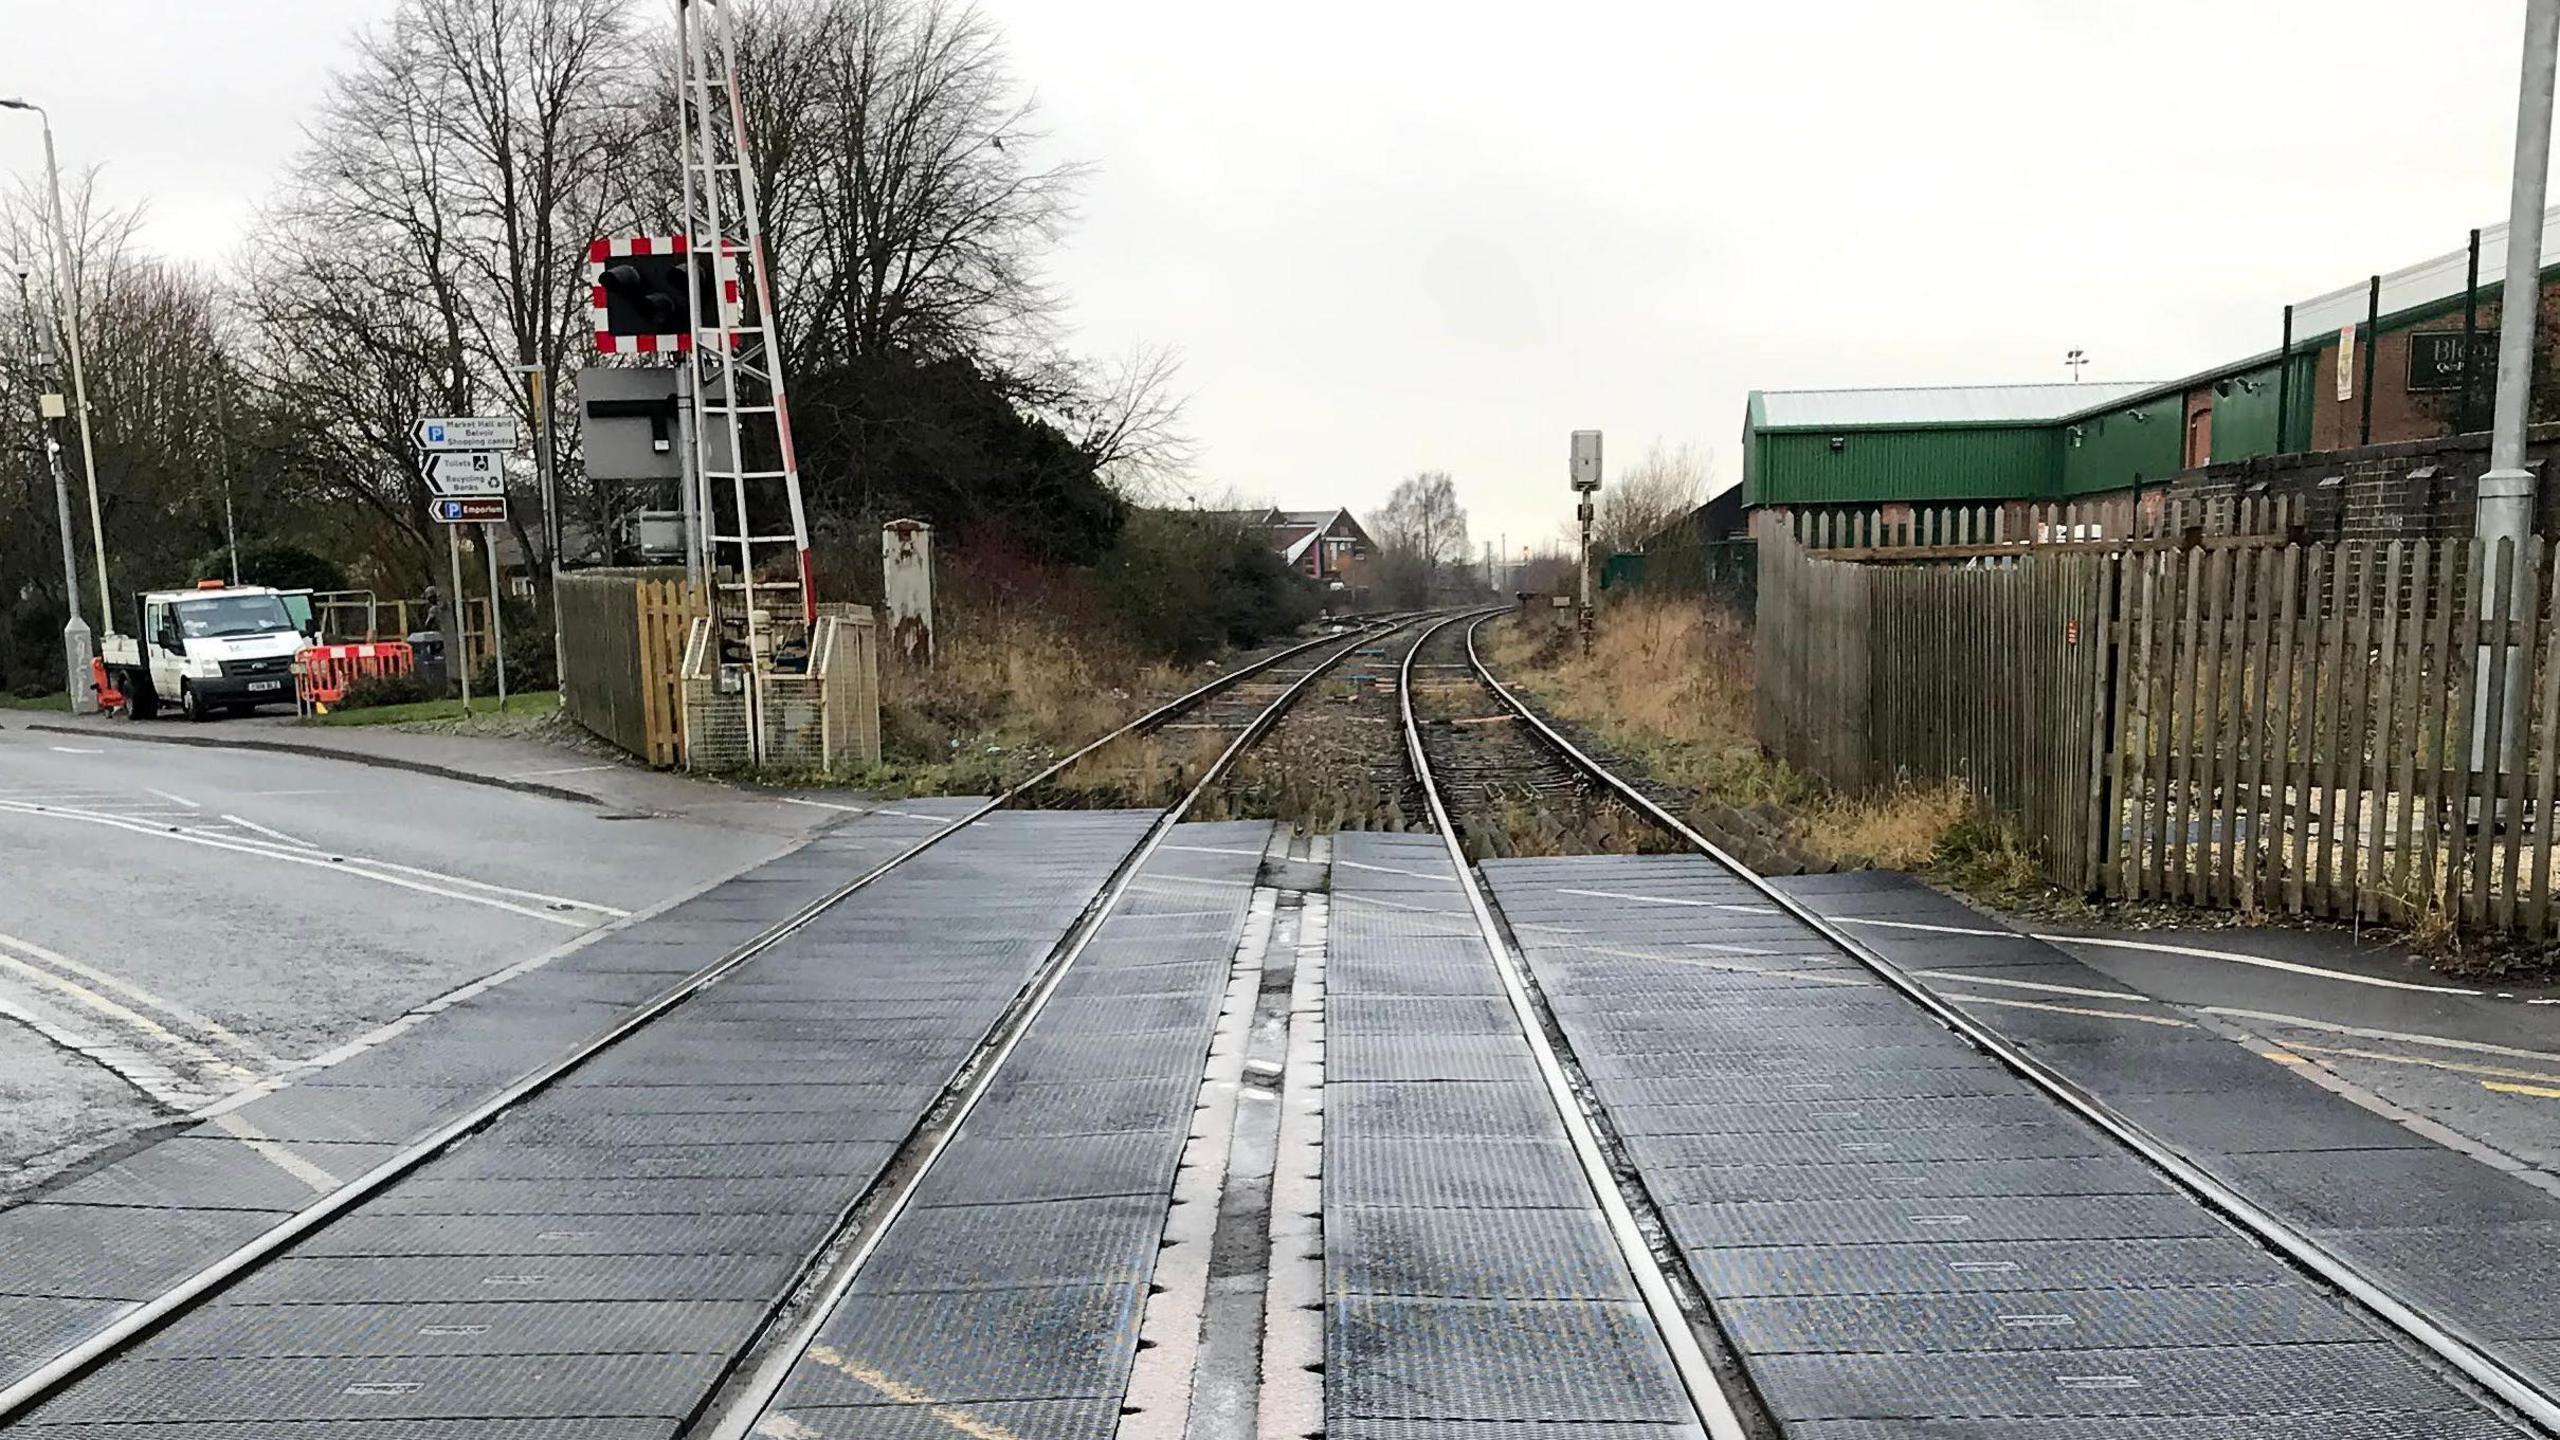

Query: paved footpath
[[1776, 870, 2560, 1409]]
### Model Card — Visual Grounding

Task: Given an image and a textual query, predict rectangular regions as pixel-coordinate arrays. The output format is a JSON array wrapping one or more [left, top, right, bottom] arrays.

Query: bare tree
[[1593, 440, 1711, 554], [1049, 343, 1194, 497], [1373, 470, 1470, 607], [262, 0, 639, 597]]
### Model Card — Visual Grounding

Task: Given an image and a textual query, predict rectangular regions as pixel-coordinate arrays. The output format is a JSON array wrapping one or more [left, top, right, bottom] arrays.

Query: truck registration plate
[[247, 680, 284, 693]]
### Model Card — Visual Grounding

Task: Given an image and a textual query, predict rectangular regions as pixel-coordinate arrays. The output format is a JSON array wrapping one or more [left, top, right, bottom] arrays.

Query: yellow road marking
[[2261, 1051, 2310, 1064], [2483, 1081, 2560, 1099], [780, 1345, 1030, 1440]]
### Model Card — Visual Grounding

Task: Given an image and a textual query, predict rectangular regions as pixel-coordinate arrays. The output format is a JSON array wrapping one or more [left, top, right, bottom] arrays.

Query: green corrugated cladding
[[2059, 390, 2186, 495], [1747, 425, 2059, 506]]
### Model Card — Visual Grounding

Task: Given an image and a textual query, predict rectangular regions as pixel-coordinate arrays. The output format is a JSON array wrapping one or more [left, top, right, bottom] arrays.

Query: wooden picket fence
[[1756, 513, 2560, 935], [557, 569, 705, 767]]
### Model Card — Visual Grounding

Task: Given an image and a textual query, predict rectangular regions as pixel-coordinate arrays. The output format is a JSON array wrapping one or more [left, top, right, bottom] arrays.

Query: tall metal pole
[[449, 525, 473, 714], [4, 103, 112, 628], [2476, 0, 2560, 791], [512, 362, 565, 703], [214, 367, 239, 584], [2276, 305, 2294, 456], [675, 364, 705, 592], [16, 265, 91, 712], [2359, 275, 2380, 446], [484, 522, 508, 710], [2462, 228, 2484, 434]]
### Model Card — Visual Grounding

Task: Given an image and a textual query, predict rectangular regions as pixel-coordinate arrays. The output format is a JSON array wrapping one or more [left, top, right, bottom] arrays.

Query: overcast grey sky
[[7, 1, 2546, 557]]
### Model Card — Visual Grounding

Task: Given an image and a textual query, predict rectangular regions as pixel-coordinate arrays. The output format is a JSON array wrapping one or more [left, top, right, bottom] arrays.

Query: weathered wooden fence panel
[[1754, 517, 1873, 787], [558, 569, 704, 767], [2100, 534, 2560, 935]]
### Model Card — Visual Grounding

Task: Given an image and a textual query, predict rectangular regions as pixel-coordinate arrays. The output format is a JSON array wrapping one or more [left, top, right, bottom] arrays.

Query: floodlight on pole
[[2, 97, 112, 632]]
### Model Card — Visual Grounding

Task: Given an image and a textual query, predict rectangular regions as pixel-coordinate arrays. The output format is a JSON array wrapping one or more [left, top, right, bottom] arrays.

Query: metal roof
[[2290, 204, 2560, 337], [1756, 382, 2160, 430]]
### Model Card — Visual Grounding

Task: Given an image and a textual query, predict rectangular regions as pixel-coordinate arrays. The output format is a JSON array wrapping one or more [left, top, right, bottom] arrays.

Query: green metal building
[[1739, 212, 2560, 511]]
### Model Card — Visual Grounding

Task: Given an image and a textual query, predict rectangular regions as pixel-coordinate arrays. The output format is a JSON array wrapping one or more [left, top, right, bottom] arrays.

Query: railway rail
[[1410, 607, 2560, 1437], [10, 604, 2557, 1436], [0, 614, 1417, 1429]]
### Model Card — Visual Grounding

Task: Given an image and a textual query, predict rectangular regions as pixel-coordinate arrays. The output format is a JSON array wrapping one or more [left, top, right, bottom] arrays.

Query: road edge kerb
[[16, 721, 605, 805]]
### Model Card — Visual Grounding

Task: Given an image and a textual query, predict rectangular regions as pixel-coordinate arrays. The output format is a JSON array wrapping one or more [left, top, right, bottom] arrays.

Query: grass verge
[[1486, 596, 2070, 898], [303, 691, 561, 729], [0, 693, 71, 712]]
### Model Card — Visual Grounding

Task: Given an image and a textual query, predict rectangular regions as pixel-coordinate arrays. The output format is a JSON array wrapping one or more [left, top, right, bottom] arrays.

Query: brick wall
[[2162, 423, 2560, 543]]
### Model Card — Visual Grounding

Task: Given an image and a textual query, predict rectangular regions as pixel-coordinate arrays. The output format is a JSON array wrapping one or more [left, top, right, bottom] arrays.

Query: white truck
[[99, 582, 315, 721]]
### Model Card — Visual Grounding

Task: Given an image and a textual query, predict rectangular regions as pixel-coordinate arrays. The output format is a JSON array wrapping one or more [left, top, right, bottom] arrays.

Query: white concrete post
[[882, 519, 934, 665]]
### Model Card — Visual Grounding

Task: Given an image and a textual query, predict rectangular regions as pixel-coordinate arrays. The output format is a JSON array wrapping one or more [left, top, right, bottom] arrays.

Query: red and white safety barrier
[[295, 642, 416, 711]]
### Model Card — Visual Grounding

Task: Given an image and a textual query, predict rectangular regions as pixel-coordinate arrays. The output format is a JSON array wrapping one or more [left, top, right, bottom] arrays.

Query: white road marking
[[1912, 969, 2148, 1002], [47, 746, 102, 754], [778, 795, 960, 823], [509, 763, 618, 777], [143, 787, 200, 809], [1551, 885, 2485, 998], [209, 1111, 340, 1191], [0, 993, 208, 1110], [2204, 1006, 2560, 1067], [1331, 856, 1452, 881], [0, 947, 261, 1086], [0, 931, 284, 1069], [1940, 992, 2197, 1029], [0, 799, 602, 928], [221, 814, 316, 849]]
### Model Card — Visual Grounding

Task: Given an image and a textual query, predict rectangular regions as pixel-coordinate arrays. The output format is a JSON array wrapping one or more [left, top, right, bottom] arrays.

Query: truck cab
[[99, 582, 314, 721]]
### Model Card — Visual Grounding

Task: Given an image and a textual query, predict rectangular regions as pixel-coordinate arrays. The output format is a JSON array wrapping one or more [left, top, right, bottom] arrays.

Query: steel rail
[[1398, 611, 1754, 1440], [1458, 611, 2560, 1436], [700, 617, 1433, 1440], [0, 617, 1395, 1426]]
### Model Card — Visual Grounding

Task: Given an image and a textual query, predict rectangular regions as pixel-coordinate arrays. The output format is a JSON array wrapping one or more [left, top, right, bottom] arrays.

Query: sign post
[[1570, 430, 1603, 658], [418, 416, 516, 714], [484, 523, 508, 710], [447, 525, 471, 714]]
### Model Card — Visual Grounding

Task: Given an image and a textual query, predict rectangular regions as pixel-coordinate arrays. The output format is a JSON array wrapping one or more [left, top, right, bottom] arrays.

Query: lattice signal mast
[[676, 0, 815, 666]]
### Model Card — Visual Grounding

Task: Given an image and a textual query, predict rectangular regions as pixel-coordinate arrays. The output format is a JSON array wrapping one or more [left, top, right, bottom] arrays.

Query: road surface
[[0, 719, 822, 1201]]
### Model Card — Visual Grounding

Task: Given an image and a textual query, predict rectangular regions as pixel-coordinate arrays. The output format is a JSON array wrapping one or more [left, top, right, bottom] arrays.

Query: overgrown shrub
[[474, 622, 558, 695], [1094, 510, 1320, 663], [337, 672, 435, 710]]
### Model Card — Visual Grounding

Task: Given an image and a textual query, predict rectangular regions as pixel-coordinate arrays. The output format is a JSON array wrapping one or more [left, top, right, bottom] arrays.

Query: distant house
[[1254, 507, 1374, 586]]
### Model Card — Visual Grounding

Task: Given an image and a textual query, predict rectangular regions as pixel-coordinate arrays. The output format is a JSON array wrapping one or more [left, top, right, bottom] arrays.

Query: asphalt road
[[0, 721, 825, 1201]]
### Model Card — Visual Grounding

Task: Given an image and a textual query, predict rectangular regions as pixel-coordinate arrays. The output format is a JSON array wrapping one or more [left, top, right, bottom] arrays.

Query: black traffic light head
[[588, 238, 725, 352]]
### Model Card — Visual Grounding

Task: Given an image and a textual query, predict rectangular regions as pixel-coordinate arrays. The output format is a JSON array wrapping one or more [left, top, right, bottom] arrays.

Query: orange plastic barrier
[[295, 642, 416, 710], [89, 657, 125, 714]]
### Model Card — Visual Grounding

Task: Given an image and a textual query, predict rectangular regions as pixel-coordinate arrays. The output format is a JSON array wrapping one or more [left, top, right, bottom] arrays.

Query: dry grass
[[853, 586, 1186, 796], [1491, 596, 2009, 880]]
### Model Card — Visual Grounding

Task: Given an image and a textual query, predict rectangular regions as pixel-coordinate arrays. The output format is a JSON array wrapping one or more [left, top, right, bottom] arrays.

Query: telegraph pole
[[1, 100, 110, 629], [2475, 0, 2560, 793]]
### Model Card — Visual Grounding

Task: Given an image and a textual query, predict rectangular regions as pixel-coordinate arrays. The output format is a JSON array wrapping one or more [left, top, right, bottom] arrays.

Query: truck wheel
[[126, 672, 158, 720], [181, 682, 211, 723]]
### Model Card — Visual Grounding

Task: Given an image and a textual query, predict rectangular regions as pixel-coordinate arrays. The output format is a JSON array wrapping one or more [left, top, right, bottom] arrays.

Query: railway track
[[12, 604, 2557, 1436], [0, 615, 1417, 1431], [1404, 608, 2560, 1438]]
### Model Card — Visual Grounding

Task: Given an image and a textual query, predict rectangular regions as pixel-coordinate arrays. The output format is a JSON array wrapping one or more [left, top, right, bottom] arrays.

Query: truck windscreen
[[176, 595, 296, 639]]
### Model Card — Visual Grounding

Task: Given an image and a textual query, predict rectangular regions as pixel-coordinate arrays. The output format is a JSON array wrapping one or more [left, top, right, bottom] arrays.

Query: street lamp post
[[13, 262, 92, 712], [2474, 0, 2560, 798], [1, 98, 112, 636]]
